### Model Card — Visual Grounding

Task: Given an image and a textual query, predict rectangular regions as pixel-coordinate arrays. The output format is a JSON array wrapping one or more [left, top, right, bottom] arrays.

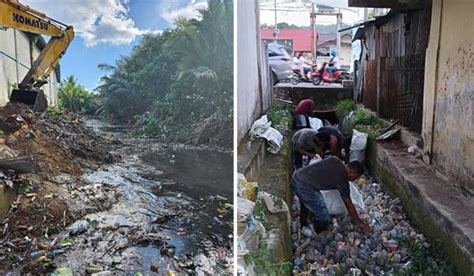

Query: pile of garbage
[[237, 174, 293, 275], [0, 103, 117, 273], [291, 176, 445, 274]]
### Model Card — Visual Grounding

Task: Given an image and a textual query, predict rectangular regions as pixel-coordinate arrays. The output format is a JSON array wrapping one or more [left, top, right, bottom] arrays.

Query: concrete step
[[368, 140, 474, 274]]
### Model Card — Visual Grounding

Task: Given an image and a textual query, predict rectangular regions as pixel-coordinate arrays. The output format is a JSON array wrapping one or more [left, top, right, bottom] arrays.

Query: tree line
[[58, 0, 233, 148]]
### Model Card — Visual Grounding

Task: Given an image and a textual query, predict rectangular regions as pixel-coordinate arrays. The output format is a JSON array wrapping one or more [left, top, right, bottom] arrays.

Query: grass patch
[[266, 102, 292, 129], [243, 237, 292, 275], [46, 106, 65, 120], [392, 237, 453, 275], [336, 99, 356, 119]]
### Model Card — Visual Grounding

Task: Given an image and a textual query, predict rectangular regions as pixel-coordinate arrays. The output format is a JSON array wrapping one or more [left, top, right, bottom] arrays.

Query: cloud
[[23, 0, 144, 47], [160, 1, 207, 25]]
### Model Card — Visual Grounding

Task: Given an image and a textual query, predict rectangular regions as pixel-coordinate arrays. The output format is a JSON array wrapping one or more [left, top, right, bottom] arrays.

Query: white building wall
[[237, 0, 262, 143], [0, 28, 58, 106]]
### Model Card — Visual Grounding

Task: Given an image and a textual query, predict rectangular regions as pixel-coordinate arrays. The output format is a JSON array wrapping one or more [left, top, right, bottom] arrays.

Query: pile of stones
[[291, 177, 441, 275]]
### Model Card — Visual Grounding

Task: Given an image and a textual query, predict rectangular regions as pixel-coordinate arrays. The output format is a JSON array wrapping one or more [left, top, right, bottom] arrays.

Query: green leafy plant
[[243, 238, 292, 275], [46, 106, 64, 119], [252, 198, 269, 230], [58, 76, 98, 114], [17, 180, 31, 194], [336, 99, 356, 119], [392, 237, 452, 275], [342, 107, 383, 139], [267, 102, 292, 129]]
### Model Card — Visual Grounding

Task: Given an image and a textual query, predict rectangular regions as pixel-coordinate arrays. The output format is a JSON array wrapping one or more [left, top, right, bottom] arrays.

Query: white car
[[267, 43, 293, 85]]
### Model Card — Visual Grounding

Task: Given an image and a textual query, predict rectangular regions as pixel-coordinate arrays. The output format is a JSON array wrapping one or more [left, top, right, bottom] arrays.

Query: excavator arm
[[0, 0, 74, 111]]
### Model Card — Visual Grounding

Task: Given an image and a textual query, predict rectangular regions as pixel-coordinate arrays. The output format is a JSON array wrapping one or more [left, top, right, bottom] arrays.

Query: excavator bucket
[[10, 89, 48, 113]]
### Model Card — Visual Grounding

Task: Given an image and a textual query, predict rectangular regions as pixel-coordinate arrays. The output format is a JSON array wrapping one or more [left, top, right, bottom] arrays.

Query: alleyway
[[237, 101, 457, 275]]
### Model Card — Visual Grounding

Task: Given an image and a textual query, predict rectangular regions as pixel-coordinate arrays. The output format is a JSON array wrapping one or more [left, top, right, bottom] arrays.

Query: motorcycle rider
[[293, 52, 312, 80], [326, 48, 338, 74]]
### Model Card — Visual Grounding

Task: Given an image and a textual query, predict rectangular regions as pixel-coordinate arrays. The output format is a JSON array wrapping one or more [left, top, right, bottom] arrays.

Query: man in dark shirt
[[317, 126, 343, 158], [292, 129, 330, 169], [292, 156, 370, 233]]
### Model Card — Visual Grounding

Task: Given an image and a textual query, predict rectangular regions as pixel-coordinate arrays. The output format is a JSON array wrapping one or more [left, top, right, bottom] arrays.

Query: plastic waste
[[320, 181, 365, 215], [289, 173, 441, 274], [51, 267, 73, 276], [238, 174, 258, 202], [308, 116, 323, 130], [349, 129, 368, 162], [248, 115, 283, 154], [67, 220, 88, 236]]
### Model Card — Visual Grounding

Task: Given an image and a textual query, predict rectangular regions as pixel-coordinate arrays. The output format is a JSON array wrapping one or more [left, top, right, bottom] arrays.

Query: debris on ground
[[291, 175, 450, 274], [0, 103, 232, 274], [0, 103, 118, 273]]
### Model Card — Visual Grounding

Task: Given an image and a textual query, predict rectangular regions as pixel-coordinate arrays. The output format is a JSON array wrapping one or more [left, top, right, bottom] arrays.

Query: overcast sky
[[259, 0, 365, 26]]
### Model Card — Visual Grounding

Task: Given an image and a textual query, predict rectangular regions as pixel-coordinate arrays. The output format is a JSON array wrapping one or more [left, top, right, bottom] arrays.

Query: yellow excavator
[[0, 0, 74, 112]]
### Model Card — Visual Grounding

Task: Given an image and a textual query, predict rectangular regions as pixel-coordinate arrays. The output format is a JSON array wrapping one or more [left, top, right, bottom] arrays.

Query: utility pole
[[311, 3, 317, 62], [336, 10, 342, 58], [273, 0, 278, 41]]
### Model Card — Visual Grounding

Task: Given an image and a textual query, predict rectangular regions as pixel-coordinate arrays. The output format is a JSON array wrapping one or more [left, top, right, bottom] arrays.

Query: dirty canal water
[[52, 119, 233, 274]]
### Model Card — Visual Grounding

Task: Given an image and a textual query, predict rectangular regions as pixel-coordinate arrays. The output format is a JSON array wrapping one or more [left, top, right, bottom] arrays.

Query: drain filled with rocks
[[291, 176, 443, 275]]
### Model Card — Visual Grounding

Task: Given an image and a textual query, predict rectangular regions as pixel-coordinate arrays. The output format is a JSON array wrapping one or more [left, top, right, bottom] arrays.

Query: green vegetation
[[17, 180, 31, 195], [253, 198, 270, 230], [392, 237, 452, 275], [350, 109, 383, 140], [266, 102, 292, 130], [58, 76, 98, 115], [244, 196, 292, 275], [46, 106, 64, 119], [96, 0, 233, 148], [336, 99, 356, 119], [243, 238, 292, 275], [337, 100, 383, 140]]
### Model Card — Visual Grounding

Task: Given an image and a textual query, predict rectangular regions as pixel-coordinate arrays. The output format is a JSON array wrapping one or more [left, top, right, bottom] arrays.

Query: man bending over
[[292, 156, 370, 233]]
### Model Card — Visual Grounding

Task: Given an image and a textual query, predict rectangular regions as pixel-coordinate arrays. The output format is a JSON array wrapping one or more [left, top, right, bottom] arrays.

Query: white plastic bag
[[248, 115, 283, 154], [249, 115, 271, 139], [237, 197, 255, 235], [320, 182, 365, 215], [309, 116, 323, 130], [262, 128, 283, 154], [349, 129, 368, 162]]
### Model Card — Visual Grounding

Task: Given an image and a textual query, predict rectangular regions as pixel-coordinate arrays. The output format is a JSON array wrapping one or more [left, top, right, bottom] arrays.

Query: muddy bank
[[0, 109, 233, 274]]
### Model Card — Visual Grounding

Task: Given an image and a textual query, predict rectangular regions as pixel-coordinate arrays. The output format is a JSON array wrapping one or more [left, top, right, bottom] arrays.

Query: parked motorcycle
[[311, 62, 352, 85], [289, 66, 317, 85]]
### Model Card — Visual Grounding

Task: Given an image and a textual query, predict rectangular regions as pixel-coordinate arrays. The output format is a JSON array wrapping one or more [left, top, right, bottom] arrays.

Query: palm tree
[[58, 76, 96, 114]]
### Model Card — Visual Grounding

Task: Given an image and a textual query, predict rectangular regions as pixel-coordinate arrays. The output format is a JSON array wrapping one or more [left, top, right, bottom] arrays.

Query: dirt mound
[[0, 103, 114, 176], [0, 103, 118, 273]]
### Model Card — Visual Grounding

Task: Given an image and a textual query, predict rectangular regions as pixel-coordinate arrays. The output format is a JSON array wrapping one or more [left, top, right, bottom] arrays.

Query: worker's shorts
[[292, 176, 330, 222]]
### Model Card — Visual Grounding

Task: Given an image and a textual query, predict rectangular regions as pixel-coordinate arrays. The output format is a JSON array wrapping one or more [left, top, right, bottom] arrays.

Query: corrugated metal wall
[[362, 60, 377, 111], [360, 8, 431, 133]]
